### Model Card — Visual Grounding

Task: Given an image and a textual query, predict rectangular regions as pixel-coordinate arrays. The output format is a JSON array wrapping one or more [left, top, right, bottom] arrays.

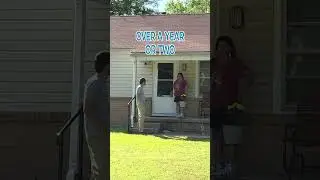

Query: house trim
[[131, 53, 210, 62]]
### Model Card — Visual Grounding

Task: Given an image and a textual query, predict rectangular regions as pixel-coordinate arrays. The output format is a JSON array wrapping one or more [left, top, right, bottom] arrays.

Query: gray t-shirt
[[83, 74, 109, 137]]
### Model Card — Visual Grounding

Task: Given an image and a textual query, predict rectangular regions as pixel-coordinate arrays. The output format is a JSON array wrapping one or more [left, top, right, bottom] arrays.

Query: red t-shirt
[[174, 79, 187, 96], [211, 61, 248, 108]]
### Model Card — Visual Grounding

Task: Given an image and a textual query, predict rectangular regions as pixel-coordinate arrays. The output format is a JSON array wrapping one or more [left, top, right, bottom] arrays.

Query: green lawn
[[110, 132, 210, 180]]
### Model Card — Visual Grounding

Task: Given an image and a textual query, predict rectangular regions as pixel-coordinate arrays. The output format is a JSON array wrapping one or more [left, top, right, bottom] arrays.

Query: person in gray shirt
[[83, 51, 109, 180], [136, 78, 146, 133]]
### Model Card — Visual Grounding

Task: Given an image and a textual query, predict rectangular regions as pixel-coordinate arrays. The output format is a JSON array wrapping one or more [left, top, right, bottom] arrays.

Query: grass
[[110, 132, 210, 180]]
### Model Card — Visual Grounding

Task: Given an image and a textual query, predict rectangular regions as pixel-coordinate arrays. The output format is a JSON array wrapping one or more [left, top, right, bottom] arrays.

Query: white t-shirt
[[83, 74, 109, 137], [136, 84, 145, 105]]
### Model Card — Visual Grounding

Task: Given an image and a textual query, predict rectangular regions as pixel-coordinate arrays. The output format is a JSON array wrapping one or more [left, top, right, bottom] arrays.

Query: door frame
[[152, 61, 179, 116]]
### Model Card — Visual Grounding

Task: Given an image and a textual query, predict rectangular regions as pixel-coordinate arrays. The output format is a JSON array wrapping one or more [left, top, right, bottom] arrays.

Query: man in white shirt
[[83, 51, 109, 180], [136, 78, 146, 133]]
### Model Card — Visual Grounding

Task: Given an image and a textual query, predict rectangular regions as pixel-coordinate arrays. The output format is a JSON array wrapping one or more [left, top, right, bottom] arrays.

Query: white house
[[110, 14, 210, 127]]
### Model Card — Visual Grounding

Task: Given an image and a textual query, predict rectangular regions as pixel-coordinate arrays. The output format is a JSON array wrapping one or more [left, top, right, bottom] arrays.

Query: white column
[[216, 0, 220, 37], [66, 0, 87, 179], [131, 56, 137, 127], [272, 0, 284, 113], [195, 61, 200, 98], [211, 0, 220, 40]]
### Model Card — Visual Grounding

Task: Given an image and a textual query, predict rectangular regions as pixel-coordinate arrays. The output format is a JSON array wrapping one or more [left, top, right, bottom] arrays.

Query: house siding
[[136, 61, 153, 97], [0, 0, 107, 179], [0, 0, 108, 112], [219, 0, 274, 113], [110, 49, 134, 97]]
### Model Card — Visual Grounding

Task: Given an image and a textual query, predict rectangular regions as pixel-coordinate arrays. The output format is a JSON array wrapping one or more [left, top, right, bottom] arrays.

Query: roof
[[110, 14, 210, 52]]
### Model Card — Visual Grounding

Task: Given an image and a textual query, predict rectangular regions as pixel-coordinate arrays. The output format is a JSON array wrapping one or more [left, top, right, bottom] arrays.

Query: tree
[[111, 0, 159, 16], [165, 0, 210, 14]]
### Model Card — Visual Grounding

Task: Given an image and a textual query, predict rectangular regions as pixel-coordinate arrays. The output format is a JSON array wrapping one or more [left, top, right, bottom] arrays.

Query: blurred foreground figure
[[83, 51, 109, 180], [211, 36, 253, 178]]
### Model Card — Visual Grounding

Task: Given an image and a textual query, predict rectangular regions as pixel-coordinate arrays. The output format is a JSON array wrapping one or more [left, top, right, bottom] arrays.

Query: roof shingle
[[111, 14, 210, 52]]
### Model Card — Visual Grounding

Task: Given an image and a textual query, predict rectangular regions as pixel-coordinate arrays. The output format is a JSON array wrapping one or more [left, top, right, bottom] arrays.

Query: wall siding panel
[[110, 49, 134, 97], [0, 0, 109, 112]]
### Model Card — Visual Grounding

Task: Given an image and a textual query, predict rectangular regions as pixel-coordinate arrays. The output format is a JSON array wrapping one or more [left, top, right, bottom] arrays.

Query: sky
[[157, 0, 168, 12]]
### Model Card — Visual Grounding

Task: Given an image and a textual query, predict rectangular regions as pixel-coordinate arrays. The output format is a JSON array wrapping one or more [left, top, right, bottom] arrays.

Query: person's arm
[[84, 82, 101, 120]]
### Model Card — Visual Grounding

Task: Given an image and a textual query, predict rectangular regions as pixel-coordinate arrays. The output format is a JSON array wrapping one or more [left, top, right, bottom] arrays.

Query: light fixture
[[230, 6, 245, 30], [182, 63, 187, 71], [144, 61, 152, 65]]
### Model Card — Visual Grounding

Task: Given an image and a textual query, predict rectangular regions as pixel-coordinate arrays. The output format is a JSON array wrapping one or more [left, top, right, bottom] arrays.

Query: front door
[[152, 62, 177, 116]]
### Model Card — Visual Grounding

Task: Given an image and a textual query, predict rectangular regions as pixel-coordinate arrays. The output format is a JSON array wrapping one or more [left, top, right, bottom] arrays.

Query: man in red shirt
[[211, 36, 253, 178]]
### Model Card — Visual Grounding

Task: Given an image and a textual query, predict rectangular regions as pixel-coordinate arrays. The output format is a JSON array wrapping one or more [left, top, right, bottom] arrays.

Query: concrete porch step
[[129, 122, 161, 134], [146, 116, 210, 123]]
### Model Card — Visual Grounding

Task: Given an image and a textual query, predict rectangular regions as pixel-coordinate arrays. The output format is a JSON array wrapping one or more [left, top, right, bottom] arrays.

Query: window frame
[[198, 61, 210, 98], [195, 60, 210, 98], [276, 0, 320, 113]]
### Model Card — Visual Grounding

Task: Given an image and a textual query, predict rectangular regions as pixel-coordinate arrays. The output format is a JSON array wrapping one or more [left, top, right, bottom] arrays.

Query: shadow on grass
[[153, 134, 210, 142], [110, 128, 209, 142], [110, 128, 127, 133]]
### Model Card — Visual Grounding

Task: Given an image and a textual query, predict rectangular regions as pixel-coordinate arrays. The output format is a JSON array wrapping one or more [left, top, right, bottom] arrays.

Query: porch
[[128, 51, 210, 133], [130, 52, 210, 115]]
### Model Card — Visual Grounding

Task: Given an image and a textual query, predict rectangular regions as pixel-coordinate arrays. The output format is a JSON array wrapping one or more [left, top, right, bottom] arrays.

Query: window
[[199, 61, 210, 97], [284, 0, 320, 108]]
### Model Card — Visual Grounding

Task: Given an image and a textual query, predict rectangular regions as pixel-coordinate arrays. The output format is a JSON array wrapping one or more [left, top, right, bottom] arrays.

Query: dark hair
[[177, 73, 184, 79], [139, 78, 146, 85], [215, 35, 237, 58], [94, 51, 109, 73]]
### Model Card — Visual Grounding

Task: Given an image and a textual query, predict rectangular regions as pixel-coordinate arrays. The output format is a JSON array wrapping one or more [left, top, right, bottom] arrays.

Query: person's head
[[177, 73, 184, 80], [94, 51, 109, 78], [139, 78, 146, 86], [215, 36, 237, 64]]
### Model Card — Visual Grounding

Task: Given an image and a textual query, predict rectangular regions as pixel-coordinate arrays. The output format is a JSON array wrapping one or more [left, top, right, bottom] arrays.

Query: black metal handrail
[[56, 105, 84, 180], [127, 96, 136, 133]]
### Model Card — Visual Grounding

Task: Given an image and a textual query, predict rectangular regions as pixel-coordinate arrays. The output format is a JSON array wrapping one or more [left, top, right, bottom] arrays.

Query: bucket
[[223, 125, 243, 145], [179, 101, 186, 108]]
